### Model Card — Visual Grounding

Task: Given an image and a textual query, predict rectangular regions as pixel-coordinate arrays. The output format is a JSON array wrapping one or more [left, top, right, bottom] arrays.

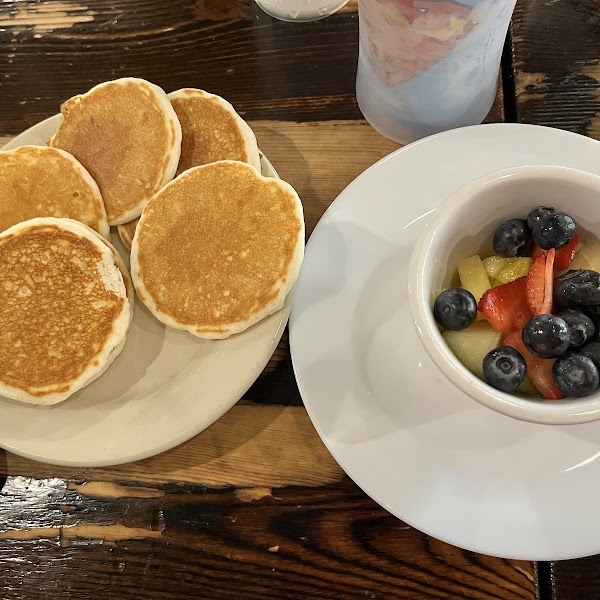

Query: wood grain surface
[[510, 0, 600, 137], [549, 557, 600, 600], [0, 0, 504, 135], [0, 405, 345, 487], [0, 477, 535, 600], [1, 0, 595, 597]]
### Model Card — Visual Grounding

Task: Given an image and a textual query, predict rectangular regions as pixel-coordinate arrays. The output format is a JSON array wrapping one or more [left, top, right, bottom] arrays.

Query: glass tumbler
[[356, 0, 517, 144], [255, 0, 349, 22]]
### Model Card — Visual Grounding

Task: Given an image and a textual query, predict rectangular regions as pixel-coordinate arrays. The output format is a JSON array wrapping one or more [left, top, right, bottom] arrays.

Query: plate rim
[[290, 122, 600, 561], [0, 113, 293, 467]]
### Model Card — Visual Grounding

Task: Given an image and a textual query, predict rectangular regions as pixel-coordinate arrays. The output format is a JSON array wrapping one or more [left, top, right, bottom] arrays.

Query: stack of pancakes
[[0, 78, 304, 405]]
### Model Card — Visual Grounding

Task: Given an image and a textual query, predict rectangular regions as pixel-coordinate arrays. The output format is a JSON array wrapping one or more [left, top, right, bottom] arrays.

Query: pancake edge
[[130, 161, 304, 339], [0, 217, 131, 405], [167, 88, 261, 173], [0, 145, 110, 239], [49, 77, 183, 226]]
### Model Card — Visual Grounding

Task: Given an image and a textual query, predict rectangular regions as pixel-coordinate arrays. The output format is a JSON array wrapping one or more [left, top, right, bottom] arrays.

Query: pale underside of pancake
[[130, 161, 304, 339], [117, 217, 138, 250], [118, 88, 260, 249], [0, 145, 109, 238], [49, 77, 182, 226], [0, 218, 130, 405]]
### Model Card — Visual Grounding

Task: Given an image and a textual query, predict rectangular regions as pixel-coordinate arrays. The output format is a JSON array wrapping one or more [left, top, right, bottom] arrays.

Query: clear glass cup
[[255, 0, 349, 22], [356, 0, 517, 144]]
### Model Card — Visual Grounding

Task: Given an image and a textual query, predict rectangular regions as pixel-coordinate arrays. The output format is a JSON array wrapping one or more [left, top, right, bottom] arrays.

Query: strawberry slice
[[554, 233, 579, 270], [478, 277, 530, 336], [526, 248, 555, 315], [531, 233, 579, 271], [505, 330, 564, 399]]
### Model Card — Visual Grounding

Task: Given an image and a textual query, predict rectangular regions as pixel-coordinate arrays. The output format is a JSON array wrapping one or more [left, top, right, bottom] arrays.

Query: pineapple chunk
[[569, 241, 600, 272], [517, 376, 541, 398], [443, 321, 503, 379], [483, 255, 516, 279], [496, 257, 533, 284], [457, 255, 491, 302]]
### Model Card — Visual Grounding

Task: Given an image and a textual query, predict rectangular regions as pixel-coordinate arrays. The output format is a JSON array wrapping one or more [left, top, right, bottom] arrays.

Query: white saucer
[[0, 115, 291, 467], [290, 123, 600, 561]]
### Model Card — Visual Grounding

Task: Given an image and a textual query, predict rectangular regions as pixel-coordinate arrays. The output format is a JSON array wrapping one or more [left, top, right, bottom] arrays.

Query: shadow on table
[[251, 121, 321, 236]]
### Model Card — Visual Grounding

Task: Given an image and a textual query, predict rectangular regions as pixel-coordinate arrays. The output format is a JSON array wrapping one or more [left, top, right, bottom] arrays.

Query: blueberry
[[553, 353, 599, 397], [522, 314, 570, 359], [492, 219, 534, 257], [527, 206, 554, 231], [483, 346, 527, 392], [532, 212, 576, 250], [557, 308, 596, 348], [580, 342, 600, 370], [554, 269, 600, 307], [433, 288, 477, 330], [580, 306, 598, 322]]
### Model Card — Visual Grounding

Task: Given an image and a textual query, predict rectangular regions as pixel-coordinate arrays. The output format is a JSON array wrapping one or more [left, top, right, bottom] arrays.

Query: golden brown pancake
[[50, 78, 182, 225], [168, 88, 260, 176], [0, 145, 109, 237], [118, 88, 260, 249], [131, 161, 304, 339], [0, 218, 130, 404]]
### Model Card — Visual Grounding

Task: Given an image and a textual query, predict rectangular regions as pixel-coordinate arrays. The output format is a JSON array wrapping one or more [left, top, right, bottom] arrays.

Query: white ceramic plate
[[290, 123, 600, 561], [0, 114, 292, 467]]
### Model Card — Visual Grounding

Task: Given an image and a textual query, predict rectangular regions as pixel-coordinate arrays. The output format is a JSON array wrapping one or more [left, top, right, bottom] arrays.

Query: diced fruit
[[483, 346, 527, 392], [526, 248, 554, 315], [517, 376, 541, 397], [478, 277, 531, 336], [433, 288, 477, 331], [493, 219, 534, 257], [522, 314, 570, 359], [558, 308, 596, 348], [531, 234, 579, 271], [483, 255, 516, 279], [569, 241, 600, 272], [505, 330, 564, 399], [526, 255, 545, 315], [553, 354, 599, 397], [532, 212, 576, 250], [527, 206, 554, 231], [496, 257, 533, 284], [443, 321, 503, 379], [457, 255, 491, 302], [554, 234, 579, 270], [554, 269, 600, 307]]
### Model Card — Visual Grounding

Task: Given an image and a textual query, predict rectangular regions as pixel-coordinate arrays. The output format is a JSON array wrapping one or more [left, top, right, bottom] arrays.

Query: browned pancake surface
[[0, 146, 106, 235], [51, 80, 177, 223], [0, 225, 125, 397], [135, 162, 302, 335], [171, 92, 251, 176]]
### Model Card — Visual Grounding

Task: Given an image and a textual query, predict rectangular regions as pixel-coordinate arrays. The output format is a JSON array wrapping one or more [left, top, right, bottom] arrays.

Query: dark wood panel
[[0, 0, 506, 136], [0, 0, 362, 133], [549, 557, 600, 600], [0, 476, 534, 600], [244, 330, 303, 405], [510, 0, 600, 137]]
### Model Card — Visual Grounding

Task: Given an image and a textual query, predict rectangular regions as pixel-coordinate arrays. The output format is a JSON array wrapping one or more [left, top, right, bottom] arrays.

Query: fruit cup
[[408, 165, 600, 424]]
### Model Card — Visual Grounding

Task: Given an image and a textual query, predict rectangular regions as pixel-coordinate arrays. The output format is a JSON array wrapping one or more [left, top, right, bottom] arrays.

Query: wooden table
[[0, 0, 598, 598]]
